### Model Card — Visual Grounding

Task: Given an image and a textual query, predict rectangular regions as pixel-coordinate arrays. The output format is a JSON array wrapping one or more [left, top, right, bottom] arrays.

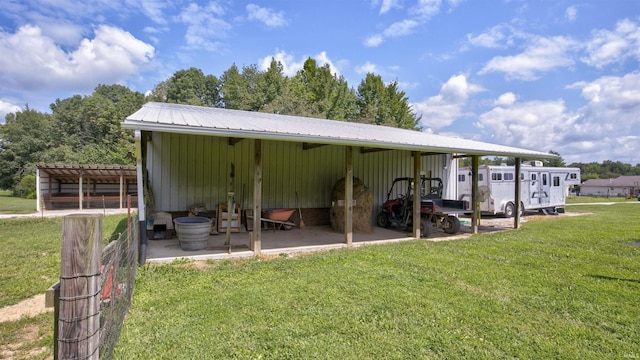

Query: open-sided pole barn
[[122, 102, 555, 263], [36, 164, 137, 211]]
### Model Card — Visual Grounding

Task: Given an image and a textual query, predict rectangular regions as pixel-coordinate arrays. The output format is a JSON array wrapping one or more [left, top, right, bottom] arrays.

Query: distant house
[[580, 176, 640, 197]]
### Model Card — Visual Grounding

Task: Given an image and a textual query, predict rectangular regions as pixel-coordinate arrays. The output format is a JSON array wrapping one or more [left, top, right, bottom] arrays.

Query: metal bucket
[[173, 217, 211, 251]]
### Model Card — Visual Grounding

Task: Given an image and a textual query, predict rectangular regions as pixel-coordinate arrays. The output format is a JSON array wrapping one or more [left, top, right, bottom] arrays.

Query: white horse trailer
[[458, 163, 581, 217]]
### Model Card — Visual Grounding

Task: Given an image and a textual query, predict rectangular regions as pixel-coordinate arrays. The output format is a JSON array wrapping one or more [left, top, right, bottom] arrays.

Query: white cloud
[[467, 24, 517, 48], [0, 25, 154, 93], [364, 34, 384, 47], [384, 19, 420, 37], [259, 50, 303, 76], [364, 0, 443, 47], [581, 19, 640, 68], [495, 92, 516, 106], [565, 6, 577, 22], [410, 0, 442, 19], [258, 50, 341, 77], [356, 61, 380, 75], [177, 2, 231, 51], [569, 71, 640, 134], [479, 35, 576, 80], [378, 0, 401, 14], [477, 98, 570, 151], [139, 0, 170, 25], [315, 51, 341, 76], [0, 99, 22, 122], [476, 72, 640, 163], [411, 74, 483, 130], [246, 4, 288, 28]]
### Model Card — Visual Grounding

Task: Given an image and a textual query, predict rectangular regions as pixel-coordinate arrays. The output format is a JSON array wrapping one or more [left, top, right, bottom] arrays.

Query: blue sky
[[1, 0, 639, 165]]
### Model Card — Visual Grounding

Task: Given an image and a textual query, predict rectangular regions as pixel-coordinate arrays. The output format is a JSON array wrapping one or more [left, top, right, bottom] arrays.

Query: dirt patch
[[0, 293, 52, 323]]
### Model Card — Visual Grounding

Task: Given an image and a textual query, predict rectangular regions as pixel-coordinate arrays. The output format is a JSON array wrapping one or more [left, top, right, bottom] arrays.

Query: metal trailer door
[[529, 172, 551, 206]]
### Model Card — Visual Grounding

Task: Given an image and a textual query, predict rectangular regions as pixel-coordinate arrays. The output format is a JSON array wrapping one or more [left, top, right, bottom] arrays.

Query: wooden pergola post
[[471, 155, 479, 234], [413, 151, 421, 238], [514, 158, 522, 229], [251, 139, 262, 254], [78, 173, 83, 210], [344, 146, 353, 247]]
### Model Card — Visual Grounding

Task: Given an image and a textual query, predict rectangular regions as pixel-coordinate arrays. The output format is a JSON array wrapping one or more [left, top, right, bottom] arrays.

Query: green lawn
[[112, 203, 640, 359], [0, 190, 37, 214], [1, 204, 638, 359], [0, 215, 131, 308]]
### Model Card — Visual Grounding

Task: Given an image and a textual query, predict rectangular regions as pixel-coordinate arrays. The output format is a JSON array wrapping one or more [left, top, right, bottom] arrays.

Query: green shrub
[[15, 174, 36, 199]]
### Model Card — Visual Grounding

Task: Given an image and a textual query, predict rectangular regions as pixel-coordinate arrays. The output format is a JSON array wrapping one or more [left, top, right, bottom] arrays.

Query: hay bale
[[330, 177, 373, 233]]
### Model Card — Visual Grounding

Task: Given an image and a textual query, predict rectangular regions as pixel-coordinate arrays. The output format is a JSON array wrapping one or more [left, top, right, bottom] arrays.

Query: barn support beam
[[251, 139, 262, 255], [344, 146, 353, 247], [413, 151, 421, 239], [471, 155, 479, 234], [135, 130, 147, 264], [514, 158, 522, 229]]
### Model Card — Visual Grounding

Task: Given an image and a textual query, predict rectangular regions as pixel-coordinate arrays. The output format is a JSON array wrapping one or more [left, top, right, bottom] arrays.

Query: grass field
[[1, 203, 638, 359], [112, 203, 640, 359], [0, 190, 37, 214]]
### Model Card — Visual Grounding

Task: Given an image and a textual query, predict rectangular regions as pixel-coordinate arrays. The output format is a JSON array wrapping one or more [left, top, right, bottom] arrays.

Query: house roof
[[122, 102, 556, 159], [582, 176, 640, 187], [37, 164, 137, 184]]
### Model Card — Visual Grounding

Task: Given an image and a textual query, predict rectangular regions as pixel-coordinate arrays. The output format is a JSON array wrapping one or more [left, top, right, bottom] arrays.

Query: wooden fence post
[[58, 214, 102, 360]]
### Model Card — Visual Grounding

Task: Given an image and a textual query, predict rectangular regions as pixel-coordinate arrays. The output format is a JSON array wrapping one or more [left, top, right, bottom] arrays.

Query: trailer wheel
[[443, 216, 461, 234], [503, 202, 515, 218], [376, 212, 391, 228], [419, 218, 432, 238]]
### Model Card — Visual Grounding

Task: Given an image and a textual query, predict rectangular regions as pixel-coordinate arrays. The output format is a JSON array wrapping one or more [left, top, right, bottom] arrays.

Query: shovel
[[296, 191, 305, 229]]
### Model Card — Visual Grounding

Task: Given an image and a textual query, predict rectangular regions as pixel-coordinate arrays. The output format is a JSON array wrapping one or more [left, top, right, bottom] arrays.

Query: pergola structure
[[36, 164, 138, 211]]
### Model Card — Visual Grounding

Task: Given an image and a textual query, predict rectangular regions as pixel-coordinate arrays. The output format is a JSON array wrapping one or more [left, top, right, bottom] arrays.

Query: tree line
[[461, 152, 640, 181], [0, 58, 420, 195], [1, 58, 638, 197]]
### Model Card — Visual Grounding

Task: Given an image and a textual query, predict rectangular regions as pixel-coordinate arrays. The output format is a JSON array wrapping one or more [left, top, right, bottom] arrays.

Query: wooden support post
[[514, 158, 522, 229], [58, 215, 102, 360], [251, 139, 262, 254], [78, 174, 83, 210], [413, 151, 421, 238], [119, 174, 124, 209], [471, 155, 479, 234], [344, 146, 353, 246]]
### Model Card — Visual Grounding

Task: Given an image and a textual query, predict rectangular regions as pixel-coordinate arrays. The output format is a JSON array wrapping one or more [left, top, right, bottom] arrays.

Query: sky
[[1, 0, 639, 165]]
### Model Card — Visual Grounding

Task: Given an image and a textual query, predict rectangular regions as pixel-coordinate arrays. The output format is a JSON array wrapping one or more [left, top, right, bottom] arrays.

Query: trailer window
[[491, 173, 502, 181], [569, 173, 578, 180], [542, 174, 548, 186], [531, 174, 537, 181], [504, 173, 514, 181], [553, 176, 560, 186], [478, 174, 484, 182], [458, 174, 465, 182]]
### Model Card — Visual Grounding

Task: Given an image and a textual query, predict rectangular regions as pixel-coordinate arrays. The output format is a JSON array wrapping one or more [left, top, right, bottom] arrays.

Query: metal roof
[[582, 176, 640, 187], [37, 164, 137, 184], [122, 102, 556, 159]]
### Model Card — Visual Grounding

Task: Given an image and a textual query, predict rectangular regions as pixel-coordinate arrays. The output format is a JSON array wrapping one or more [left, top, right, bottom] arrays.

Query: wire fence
[[54, 210, 138, 360], [98, 216, 138, 359]]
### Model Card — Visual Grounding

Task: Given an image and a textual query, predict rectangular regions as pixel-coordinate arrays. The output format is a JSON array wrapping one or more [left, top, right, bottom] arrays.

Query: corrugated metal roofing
[[122, 102, 556, 159], [37, 164, 137, 184], [582, 176, 640, 187]]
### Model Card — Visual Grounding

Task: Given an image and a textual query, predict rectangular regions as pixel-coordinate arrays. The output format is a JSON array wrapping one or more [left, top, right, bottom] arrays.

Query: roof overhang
[[37, 164, 137, 184], [122, 102, 557, 159]]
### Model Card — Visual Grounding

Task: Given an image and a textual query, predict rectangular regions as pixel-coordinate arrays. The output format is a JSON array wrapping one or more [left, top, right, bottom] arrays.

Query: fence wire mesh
[[98, 214, 138, 359]]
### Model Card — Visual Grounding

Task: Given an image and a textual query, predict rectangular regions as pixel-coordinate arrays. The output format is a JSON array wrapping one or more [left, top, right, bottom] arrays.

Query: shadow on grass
[[587, 274, 640, 284]]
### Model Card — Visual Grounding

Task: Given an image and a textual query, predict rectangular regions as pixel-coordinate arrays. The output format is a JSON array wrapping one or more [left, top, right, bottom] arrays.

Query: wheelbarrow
[[261, 208, 296, 230]]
